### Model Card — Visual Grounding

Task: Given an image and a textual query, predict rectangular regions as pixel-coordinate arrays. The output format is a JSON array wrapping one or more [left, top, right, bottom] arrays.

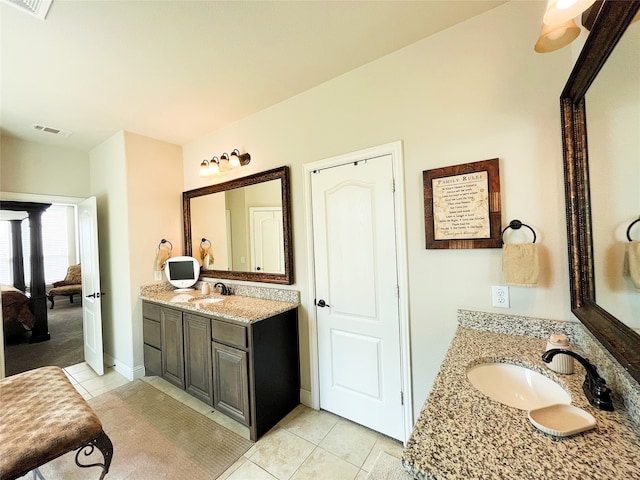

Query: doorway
[[304, 141, 412, 442], [1, 194, 103, 377]]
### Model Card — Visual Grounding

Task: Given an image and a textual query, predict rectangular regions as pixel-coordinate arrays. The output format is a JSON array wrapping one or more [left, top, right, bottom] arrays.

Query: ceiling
[[0, 0, 505, 153]]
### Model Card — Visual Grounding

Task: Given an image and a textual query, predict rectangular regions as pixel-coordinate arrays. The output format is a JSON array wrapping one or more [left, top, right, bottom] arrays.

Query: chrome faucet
[[214, 282, 231, 296], [542, 349, 614, 411]]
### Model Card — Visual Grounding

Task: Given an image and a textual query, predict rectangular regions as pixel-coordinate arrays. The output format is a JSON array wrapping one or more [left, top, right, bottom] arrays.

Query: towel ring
[[158, 238, 173, 251], [501, 220, 537, 244], [627, 217, 640, 241], [200, 238, 211, 248]]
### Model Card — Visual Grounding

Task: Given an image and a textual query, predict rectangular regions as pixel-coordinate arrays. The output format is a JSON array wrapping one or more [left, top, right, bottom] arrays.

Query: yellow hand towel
[[623, 241, 640, 290], [200, 245, 215, 270], [502, 243, 539, 287], [155, 245, 171, 271]]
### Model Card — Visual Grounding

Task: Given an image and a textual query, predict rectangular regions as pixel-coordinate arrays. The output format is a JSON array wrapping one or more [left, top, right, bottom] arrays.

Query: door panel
[[311, 155, 403, 440], [184, 313, 213, 405], [250, 207, 284, 273], [331, 330, 381, 398], [212, 341, 250, 425], [161, 308, 185, 389], [79, 197, 104, 375]]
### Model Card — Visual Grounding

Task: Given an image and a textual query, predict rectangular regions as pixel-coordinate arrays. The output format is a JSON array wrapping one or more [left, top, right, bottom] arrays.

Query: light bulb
[[199, 160, 209, 176], [208, 158, 220, 174]]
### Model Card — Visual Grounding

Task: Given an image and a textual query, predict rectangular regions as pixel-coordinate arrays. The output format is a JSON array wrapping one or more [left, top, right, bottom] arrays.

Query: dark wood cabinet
[[212, 341, 249, 424], [142, 300, 299, 440], [142, 303, 161, 376], [160, 307, 185, 389], [184, 313, 213, 405]]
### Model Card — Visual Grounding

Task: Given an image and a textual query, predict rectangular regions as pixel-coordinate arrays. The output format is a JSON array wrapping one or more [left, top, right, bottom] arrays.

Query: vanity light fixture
[[199, 149, 251, 176], [543, 0, 596, 26], [230, 149, 251, 168], [534, 18, 581, 53], [534, 0, 596, 53]]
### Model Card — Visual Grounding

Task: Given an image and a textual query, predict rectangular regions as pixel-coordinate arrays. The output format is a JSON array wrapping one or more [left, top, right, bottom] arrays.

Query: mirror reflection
[[190, 180, 284, 274], [586, 20, 640, 332], [182, 166, 293, 285]]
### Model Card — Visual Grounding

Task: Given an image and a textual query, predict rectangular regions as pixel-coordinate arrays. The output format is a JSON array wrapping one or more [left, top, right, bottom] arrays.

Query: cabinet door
[[212, 342, 250, 425], [161, 307, 185, 389], [184, 313, 213, 405]]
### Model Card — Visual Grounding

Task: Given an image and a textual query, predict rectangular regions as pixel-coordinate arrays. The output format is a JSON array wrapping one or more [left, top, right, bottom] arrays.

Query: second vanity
[[140, 283, 300, 441], [403, 312, 640, 480]]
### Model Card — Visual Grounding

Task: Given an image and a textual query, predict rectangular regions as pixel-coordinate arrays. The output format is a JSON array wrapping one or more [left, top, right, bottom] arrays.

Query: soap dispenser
[[545, 334, 574, 374]]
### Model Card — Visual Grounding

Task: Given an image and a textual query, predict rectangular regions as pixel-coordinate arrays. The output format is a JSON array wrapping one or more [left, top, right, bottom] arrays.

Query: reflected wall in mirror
[[183, 166, 293, 285], [587, 16, 640, 331], [561, 0, 640, 383]]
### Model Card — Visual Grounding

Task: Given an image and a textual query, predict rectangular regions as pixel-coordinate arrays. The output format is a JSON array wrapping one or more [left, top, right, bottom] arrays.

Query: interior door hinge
[[401, 391, 404, 405], [392, 179, 396, 192]]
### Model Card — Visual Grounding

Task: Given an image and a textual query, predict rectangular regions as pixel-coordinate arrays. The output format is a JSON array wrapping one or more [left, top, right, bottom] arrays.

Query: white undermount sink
[[188, 296, 224, 304], [466, 362, 571, 410]]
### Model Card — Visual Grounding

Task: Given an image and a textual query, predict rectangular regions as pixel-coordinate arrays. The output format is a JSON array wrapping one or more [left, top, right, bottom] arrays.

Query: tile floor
[[63, 362, 405, 480]]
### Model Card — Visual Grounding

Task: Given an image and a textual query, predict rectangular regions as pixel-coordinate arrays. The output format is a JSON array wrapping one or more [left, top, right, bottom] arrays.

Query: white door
[[311, 155, 404, 440], [78, 197, 104, 375], [250, 207, 284, 274]]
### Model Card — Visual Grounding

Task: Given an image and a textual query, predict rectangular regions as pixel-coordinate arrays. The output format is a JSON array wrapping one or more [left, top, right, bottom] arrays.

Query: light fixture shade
[[543, 0, 596, 26], [208, 157, 220, 174], [229, 155, 241, 168], [535, 19, 581, 53], [219, 153, 230, 172], [199, 160, 209, 176]]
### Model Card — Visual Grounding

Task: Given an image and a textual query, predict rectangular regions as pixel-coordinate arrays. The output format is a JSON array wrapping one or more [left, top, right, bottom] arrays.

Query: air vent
[[33, 124, 72, 137], [2, 0, 53, 20]]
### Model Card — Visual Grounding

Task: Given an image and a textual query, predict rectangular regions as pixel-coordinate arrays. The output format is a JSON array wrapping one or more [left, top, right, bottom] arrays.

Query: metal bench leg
[[74, 431, 113, 479], [32, 468, 45, 480]]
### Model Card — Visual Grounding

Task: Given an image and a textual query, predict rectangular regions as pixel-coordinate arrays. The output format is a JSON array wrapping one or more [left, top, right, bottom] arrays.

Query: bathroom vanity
[[141, 285, 300, 441], [402, 311, 640, 480]]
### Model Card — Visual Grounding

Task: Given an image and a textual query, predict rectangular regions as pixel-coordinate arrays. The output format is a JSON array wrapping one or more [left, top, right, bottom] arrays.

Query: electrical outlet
[[492, 285, 510, 308]]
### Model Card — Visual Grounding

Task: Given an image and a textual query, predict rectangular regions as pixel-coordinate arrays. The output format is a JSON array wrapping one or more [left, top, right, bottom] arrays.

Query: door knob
[[86, 292, 106, 298], [316, 299, 330, 308]]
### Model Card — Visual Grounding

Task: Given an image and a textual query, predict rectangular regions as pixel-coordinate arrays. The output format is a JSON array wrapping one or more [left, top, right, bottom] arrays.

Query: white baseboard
[[300, 388, 313, 408], [103, 353, 144, 381]]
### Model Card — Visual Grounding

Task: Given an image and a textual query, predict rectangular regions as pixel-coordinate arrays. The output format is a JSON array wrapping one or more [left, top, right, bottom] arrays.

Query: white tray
[[528, 403, 596, 437]]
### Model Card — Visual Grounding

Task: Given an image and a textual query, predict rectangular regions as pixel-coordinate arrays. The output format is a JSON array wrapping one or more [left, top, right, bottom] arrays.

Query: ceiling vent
[[2, 0, 53, 20], [33, 124, 72, 137]]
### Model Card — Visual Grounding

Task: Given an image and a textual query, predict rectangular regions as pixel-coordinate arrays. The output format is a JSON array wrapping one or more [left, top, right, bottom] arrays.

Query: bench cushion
[[48, 284, 82, 296], [0, 366, 103, 479]]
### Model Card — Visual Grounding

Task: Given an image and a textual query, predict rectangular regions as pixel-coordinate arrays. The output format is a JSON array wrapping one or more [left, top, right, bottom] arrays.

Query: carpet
[[4, 299, 84, 376], [37, 380, 254, 479], [366, 452, 413, 480]]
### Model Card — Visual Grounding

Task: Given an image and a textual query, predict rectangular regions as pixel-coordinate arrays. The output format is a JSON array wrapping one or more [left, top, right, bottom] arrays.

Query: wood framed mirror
[[561, 0, 640, 382], [183, 166, 294, 285]]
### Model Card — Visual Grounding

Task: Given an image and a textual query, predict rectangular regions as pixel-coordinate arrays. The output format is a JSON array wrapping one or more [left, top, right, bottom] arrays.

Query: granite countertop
[[402, 328, 640, 480], [140, 289, 298, 324]]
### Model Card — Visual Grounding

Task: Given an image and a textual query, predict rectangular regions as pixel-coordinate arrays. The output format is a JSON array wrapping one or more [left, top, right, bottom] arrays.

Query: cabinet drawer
[[144, 344, 162, 376], [212, 320, 247, 348], [143, 302, 161, 321], [143, 318, 161, 349]]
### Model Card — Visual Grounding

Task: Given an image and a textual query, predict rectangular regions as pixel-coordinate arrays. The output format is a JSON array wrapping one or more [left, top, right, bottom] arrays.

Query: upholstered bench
[[47, 264, 82, 309], [0, 366, 113, 480]]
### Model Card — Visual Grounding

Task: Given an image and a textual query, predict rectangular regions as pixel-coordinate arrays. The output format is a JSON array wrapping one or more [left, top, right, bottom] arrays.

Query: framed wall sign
[[423, 158, 502, 249]]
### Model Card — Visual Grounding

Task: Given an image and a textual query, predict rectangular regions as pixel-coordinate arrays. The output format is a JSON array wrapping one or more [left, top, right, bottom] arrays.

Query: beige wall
[[123, 132, 184, 370], [89, 132, 131, 369], [182, 2, 577, 411], [89, 131, 183, 376], [1, 136, 90, 197]]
